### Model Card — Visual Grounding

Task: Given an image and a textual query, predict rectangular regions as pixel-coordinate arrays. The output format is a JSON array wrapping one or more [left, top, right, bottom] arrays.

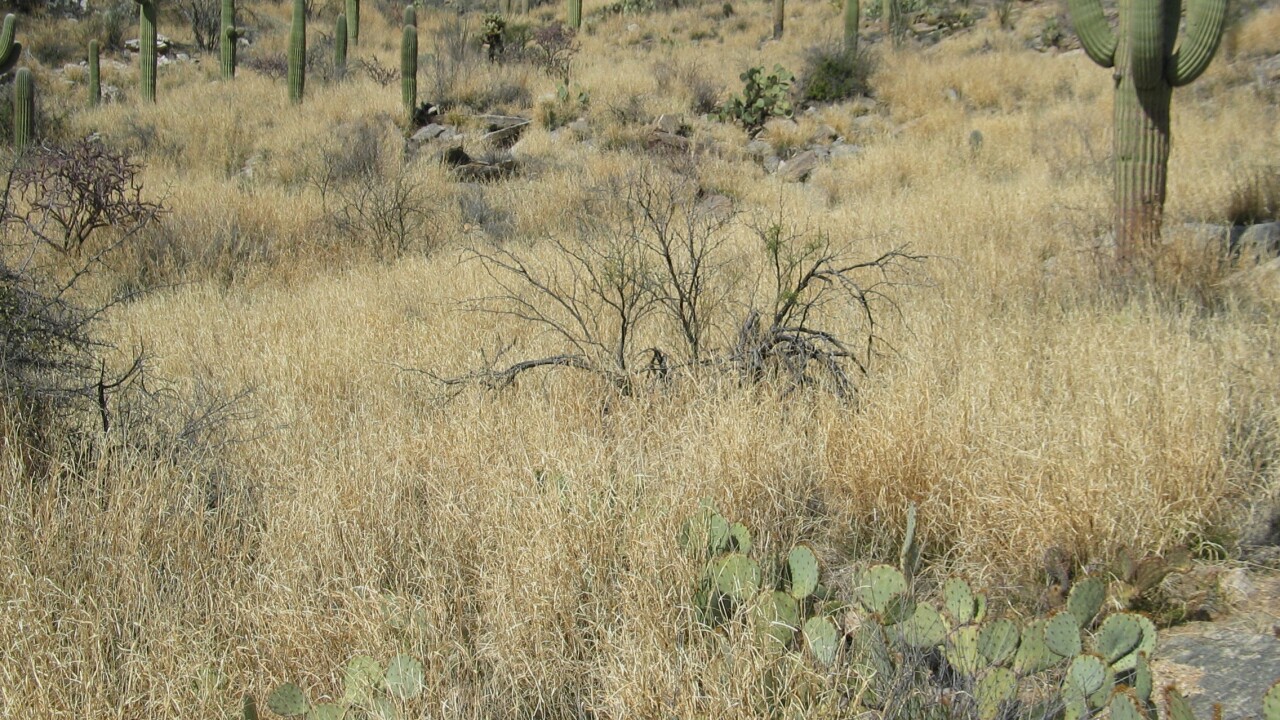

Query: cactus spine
[[220, 0, 236, 79], [401, 23, 417, 124], [88, 40, 100, 106], [568, 0, 581, 29], [844, 0, 858, 55], [14, 67, 33, 150], [334, 14, 347, 74], [136, 0, 157, 102], [0, 13, 21, 76], [1067, 0, 1226, 262], [773, 0, 784, 39], [288, 0, 305, 104], [345, 0, 360, 46]]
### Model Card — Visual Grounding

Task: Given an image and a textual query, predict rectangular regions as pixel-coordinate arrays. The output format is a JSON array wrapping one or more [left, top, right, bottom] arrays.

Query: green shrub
[[799, 44, 874, 104]]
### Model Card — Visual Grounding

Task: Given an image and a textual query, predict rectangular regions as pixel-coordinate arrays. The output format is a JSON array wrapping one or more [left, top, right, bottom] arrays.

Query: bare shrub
[[175, 0, 222, 52], [444, 167, 924, 397]]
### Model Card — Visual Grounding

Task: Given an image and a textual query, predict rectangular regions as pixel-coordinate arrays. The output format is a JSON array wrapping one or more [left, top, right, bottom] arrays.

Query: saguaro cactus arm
[[0, 13, 21, 75], [1067, 0, 1116, 68], [1169, 0, 1227, 85]]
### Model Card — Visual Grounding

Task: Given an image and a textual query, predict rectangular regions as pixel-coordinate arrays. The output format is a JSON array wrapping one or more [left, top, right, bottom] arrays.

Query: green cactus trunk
[[773, 0, 784, 39], [14, 67, 33, 150], [883, 0, 901, 45], [137, 0, 157, 102], [288, 0, 305, 104], [220, 0, 236, 79], [0, 14, 21, 76], [334, 14, 348, 74], [401, 23, 417, 125], [346, 0, 360, 46], [403, 3, 416, 27], [1068, 0, 1226, 263], [844, 0, 858, 55], [568, 0, 581, 29], [89, 40, 100, 106]]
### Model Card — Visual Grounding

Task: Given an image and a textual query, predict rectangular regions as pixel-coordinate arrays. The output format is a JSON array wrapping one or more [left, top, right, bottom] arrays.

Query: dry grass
[[3, 0, 1280, 717]]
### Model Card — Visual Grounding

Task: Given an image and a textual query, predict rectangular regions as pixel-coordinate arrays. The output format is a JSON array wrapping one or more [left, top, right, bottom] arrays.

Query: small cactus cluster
[[678, 503, 1280, 720], [262, 654, 424, 719], [679, 504, 844, 667]]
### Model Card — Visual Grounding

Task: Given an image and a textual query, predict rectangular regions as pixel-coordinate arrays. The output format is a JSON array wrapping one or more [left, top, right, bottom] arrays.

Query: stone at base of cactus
[[14, 67, 33, 149]]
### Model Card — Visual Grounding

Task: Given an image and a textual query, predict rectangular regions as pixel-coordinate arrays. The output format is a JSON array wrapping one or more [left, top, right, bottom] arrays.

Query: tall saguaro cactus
[[0, 13, 21, 76], [288, 0, 305, 104], [773, 0, 784, 39], [346, 0, 360, 46], [135, 0, 157, 102], [89, 40, 101, 106], [334, 14, 348, 74], [14, 67, 33, 150], [883, 0, 901, 45], [401, 23, 417, 125], [844, 0, 858, 55], [567, 0, 582, 29], [220, 0, 237, 79], [1068, 0, 1227, 262], [403, 3, 416, 27]]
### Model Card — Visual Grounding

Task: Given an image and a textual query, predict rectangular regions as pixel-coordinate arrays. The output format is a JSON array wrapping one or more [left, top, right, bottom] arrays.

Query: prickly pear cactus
[[88, 40, 100, 106], [787, 545, 819, 600], [288, 0, 305, 104], [13, 66, 33, 150], [0, 14, 21, 76], [266, 683, 309, 717], [136, 0, 157, 102], [1066, 0, 1227, 262], [1066, 576, 1105, 628], [1264, 679, 1280, 720]]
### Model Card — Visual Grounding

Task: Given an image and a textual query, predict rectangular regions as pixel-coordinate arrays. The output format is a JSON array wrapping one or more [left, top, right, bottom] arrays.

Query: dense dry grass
[[2, 0, 1280, 716]]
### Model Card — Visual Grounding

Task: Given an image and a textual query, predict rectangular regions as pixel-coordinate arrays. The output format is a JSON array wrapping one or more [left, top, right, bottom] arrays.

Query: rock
[[481, 120, 530, 148], [777, 150, 820, 182], [695, 193, 733, 221], [809, 124, 839, 145], [648, 131, 690, 153], [653, 114, 683, 135], [1157, 624, 1280, 720], [567, 118, 590, 135], [454, 158, 518, 182], [125, 34, 171, 54], [943, 87, 961, 103], [1234, 222, 1280, 264], [1257, 54, 1280, 85], [745, 139, 773, 158], [439, 145, 472, 167], [763, 117, 799, 135], [412, 102, 440, 127], [410, 124, 457, 144], [830, 142, 862, 159], [478, 114, 529, 130], [1219, 568, 1258, 605], [176, 52, 190, 62], [763, 155, 781, 173]]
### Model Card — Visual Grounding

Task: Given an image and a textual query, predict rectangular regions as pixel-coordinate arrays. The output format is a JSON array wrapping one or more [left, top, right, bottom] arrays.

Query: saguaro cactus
[[773, 0, 784, 39], [403, 3, 416, 27], [883, 0, 901, 45], [220, 0, 237, 79], [567, 0, 581, 29], [1068, 0, 1226, 261], [288, 0, 305, 104], [14, 67, 33, 150], [346, 0, 360, 46], [844, 0, 858, 55], [88, 40, 100, 106], [0, 13, 21, 76], [334, 14, 348, 74], [135, 0, 157, 102], [401, 23, 417, 124]]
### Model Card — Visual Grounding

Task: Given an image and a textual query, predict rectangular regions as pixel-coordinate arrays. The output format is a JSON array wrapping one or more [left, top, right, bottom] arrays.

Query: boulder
[[777, 150, 820, 183]]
